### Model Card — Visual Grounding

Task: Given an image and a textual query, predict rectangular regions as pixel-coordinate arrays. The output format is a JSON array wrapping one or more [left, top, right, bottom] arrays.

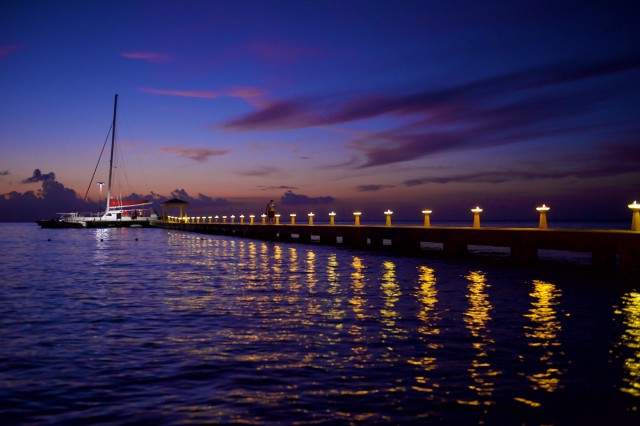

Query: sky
[[1, 0, 639, 223]]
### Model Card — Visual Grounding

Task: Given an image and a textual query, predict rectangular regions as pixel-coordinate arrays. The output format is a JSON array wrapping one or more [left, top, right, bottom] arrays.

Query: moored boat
[[37, 95, 158, 229]]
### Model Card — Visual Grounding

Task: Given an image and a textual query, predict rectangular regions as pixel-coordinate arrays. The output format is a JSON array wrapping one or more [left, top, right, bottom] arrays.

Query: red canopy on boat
[[109, 199, 151, 208]]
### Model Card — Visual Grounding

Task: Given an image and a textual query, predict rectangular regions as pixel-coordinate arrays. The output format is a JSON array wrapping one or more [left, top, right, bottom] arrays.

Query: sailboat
[[37, 95, 158, 228]]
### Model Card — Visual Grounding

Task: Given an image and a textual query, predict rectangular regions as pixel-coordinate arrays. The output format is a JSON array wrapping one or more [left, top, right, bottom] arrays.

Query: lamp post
[[329, 211, 336, 226], [422, 210, 432, 228], [353, 212, 361, 226], [240, 214, 245, 224], [290, 213, 296, 225], [471, 207, 483, 229], [250, 214, 255, 225], [275, 214, 281, 225], [384, 210, 393, 227], [308, 212, 314, 225], [629, 201, 640, 231], [97, 181, 105, 216], [536, 204, 550, 230], [261, 214, 267, 225]]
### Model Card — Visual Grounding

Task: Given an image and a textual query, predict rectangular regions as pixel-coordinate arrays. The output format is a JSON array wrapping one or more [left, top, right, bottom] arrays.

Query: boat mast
[[105, 94, 118, 214]]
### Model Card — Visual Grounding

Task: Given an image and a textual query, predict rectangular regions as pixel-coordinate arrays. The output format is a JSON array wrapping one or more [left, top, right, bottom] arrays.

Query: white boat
[[37, 95, 158, 228]]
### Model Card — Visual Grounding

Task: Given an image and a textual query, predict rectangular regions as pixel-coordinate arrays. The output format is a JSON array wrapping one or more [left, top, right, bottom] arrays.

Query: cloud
[[140, 86, 266, 102], [258, 185, 298, 191], [224, 99, 313, 130], [169, 189, 231, 207], [140, 87, 221, 99], [403, 141, 640, 186], [237, 166, 288, 178], [0, 170, 8, 176], [22, 169, 56, 183], [161, 147, 229, 162], [355, 184, 395, 192], [220, 54, 640, 168], [120, 51, 172, 62], [280, 190, 334, 206]]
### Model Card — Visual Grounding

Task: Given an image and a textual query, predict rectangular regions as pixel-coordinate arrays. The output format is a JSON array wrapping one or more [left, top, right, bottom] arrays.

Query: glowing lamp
[[329, 211, 336, 226], [353, 211, 362, 226], [384, 210, 393, 227], [290, 213, 296, 225], [249, 214, 255, 225], [222, 215, 227, 224], [214, 215, 219, 224], [275, 213, 281, 225], [240, 214, 245, 224], [261, 213, 266, 225], [208, 215, 213, 224], [536, 204, 550, 230], [471, 207, 482, 229], [308, 212, 315, 225], [629, 201, 640, 231], [422, 210, 432, 228]]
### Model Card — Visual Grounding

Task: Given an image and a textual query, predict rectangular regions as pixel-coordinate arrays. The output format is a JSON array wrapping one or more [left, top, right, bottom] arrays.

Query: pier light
[[239, 214, 244, 224], [214, 215, 219, 224], [329, 211, 336, 226], [97, 181, 105, 216], [536, 204, 550, 230], [471, 207, 483, 229], [422, 210, 432, 228], [353, 211, 362, 226], [222, 215, 227, 224], [384, 210, 393, 227], [207, 216, 212, 224], [191, 216, 196, 223], [249, 214, 255, 225], [308, 212, 315, 225], [629, 201, 640, 231], [261, 213, 267, 225], [230, 214, 235, 224], [290, 213, 296, 225], [275, 213, 281, 225], [197, 216, 201, 224]]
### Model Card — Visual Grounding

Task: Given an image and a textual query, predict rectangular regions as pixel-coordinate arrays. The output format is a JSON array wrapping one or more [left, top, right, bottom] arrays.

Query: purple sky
[[1, 1, 639, 222]]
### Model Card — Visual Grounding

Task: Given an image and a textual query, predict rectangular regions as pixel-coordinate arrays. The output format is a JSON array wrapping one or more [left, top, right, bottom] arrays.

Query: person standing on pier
[[266, 200, 276, 224]]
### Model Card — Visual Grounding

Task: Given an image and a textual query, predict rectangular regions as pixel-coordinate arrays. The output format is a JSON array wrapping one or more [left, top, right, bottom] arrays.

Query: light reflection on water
[[0, 224, 638, 424]]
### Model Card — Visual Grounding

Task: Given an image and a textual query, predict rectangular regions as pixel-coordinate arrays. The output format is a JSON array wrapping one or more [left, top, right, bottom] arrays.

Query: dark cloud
[[0, 170, 8, 176], [222, 54, 640, 132], [280, 190, 334, 206], [161, 147, 229, 163], [356, 184, 395, 192], [258, 185, 298, 191], [22, 169, 56, 183], [403, 141, 640, 186]]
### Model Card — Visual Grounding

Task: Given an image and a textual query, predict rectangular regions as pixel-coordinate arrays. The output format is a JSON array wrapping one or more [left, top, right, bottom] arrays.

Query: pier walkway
[[154, 221, 640, 276]]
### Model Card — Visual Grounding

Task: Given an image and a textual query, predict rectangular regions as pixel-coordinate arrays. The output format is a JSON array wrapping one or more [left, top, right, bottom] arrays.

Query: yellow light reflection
[[523, 279, 564, 393], [615, 291, 640, 397], [409, 265, 441, 395], [462, 271, 499, 405], [380, 260, 401, 330]]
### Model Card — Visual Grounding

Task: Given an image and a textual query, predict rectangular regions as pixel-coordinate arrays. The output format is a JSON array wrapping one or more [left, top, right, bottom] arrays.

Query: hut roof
[[161, 198, 189, 205]]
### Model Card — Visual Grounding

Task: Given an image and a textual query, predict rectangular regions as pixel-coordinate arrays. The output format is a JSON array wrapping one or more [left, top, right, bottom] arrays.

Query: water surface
[[0, 223, 638, 424]]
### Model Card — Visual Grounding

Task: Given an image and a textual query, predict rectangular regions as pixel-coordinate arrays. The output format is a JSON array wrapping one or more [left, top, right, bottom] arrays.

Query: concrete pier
[[154, 221, 640, 276]]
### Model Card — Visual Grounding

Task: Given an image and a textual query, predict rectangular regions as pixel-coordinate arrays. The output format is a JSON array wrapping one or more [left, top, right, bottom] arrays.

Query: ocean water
[[0, 223, 638, 425]]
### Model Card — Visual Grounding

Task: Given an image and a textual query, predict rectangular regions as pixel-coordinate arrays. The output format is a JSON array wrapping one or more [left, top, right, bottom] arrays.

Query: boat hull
[[36, 219, 85, 229], [84, 219, 154, 228]]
